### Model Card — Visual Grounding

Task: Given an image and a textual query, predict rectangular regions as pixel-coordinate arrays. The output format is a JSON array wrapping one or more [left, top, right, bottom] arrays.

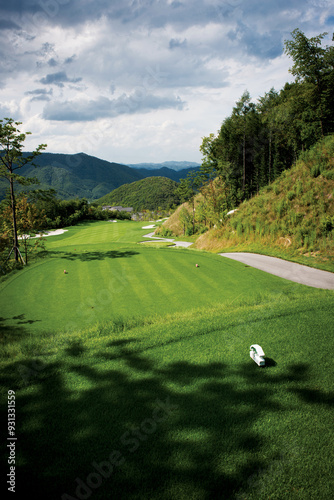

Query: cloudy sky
[[0, 1, 333, 164]]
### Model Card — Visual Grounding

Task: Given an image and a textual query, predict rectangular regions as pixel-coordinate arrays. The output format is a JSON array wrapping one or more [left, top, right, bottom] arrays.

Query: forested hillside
[[199, 29, 334, 205], [131, 166, 200, 182], [197, 136, 334, 255], [160, 135, 334, 266], [129, 161, 200, 171], [97, 176, 182, 211], [0, 152, 144, 201]]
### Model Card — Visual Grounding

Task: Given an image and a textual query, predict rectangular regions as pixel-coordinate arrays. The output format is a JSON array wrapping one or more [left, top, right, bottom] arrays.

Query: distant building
[[102, 205, 133, 212]]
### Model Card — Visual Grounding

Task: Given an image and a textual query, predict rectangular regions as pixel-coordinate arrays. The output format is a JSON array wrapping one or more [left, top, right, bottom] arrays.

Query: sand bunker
[[19, 229, 68, 239]]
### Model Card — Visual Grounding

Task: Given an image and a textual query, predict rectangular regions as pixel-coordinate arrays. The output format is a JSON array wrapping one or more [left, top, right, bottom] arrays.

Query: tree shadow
[[288, 387, 334, 407], [0, 338, 323, 500], [45, 249, 139, 261], [13, 314, 42, 326], [0, 315, 41, 343], [65, 338, 86, 357]]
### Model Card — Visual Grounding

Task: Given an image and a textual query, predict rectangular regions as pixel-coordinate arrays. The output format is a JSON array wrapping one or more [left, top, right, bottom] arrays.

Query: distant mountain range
[[129, 166, 200, 183], [0, 152, 200, 201], [128, 161, 201, 171]]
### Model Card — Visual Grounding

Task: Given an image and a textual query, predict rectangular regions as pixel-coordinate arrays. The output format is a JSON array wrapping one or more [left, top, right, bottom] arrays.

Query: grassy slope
[[0, 220, 333, 499], [164, 136, 334, 271]]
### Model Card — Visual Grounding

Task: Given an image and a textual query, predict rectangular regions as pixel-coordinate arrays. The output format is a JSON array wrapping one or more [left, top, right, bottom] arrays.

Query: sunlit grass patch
[[138, 241, 172, 248]]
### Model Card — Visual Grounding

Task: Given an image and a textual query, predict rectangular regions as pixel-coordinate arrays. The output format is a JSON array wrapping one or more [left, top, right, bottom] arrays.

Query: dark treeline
[[0, 191, 129, 231], [0, 193, 130, 270], [199, 29, 334, 206], [29, 193, 130, 229]]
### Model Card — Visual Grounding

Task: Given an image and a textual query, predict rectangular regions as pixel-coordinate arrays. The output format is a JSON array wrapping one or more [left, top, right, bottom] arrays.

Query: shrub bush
[[275, 199, 287, 217], [320, 216, 334, 235], [195, 224, 208, 235], [236, 221, 244, 237], [157, 227, 174, 238]]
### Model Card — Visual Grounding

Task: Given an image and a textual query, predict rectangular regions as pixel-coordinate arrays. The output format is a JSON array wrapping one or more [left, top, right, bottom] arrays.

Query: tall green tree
[[284, 29, 334, 138], [257, 88, 281, 184], [195, 29, 334, 220], [231, 91, 256, 194], [0, 118, 47, 261]]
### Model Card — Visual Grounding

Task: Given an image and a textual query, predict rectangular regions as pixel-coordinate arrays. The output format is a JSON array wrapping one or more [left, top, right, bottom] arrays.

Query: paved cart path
[[142, 229, 334, 289], [143, 232, 193, 248], [219, 252, 334, 289]]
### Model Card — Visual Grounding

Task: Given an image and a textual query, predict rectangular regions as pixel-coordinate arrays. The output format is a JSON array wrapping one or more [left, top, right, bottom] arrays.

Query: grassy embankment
[[163, 136, 334, 272], [0, 220, 333, 499]]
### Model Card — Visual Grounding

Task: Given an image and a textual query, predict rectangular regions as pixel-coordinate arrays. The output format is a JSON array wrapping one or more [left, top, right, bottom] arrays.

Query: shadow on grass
[[65, 339, 86, 357], [44, 249, 140, 262], [0, 339, 325, 500], [0, 315, 41, 344], [289, 387, 334, 406], [264, 357, 277, 367]]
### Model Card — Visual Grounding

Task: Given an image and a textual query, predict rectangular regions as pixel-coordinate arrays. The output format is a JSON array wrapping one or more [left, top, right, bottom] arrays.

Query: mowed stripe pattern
[[0, 247, 265, 333], [46, 221, 125, 249], [0, 221, 301, 334]]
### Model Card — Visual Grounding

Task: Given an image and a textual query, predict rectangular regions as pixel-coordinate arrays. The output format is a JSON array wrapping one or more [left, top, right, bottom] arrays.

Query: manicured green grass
[[0, 220, 305, 336], [0, 220, 333, 499]]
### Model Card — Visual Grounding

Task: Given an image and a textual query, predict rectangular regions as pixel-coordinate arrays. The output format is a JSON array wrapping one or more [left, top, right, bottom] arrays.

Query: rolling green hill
[[97, 176, 182, 211]]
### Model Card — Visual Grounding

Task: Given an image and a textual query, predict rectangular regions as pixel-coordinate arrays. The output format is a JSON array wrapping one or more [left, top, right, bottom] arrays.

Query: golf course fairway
[[0, 220, 333, 500], [0, 220, 308, 335]]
